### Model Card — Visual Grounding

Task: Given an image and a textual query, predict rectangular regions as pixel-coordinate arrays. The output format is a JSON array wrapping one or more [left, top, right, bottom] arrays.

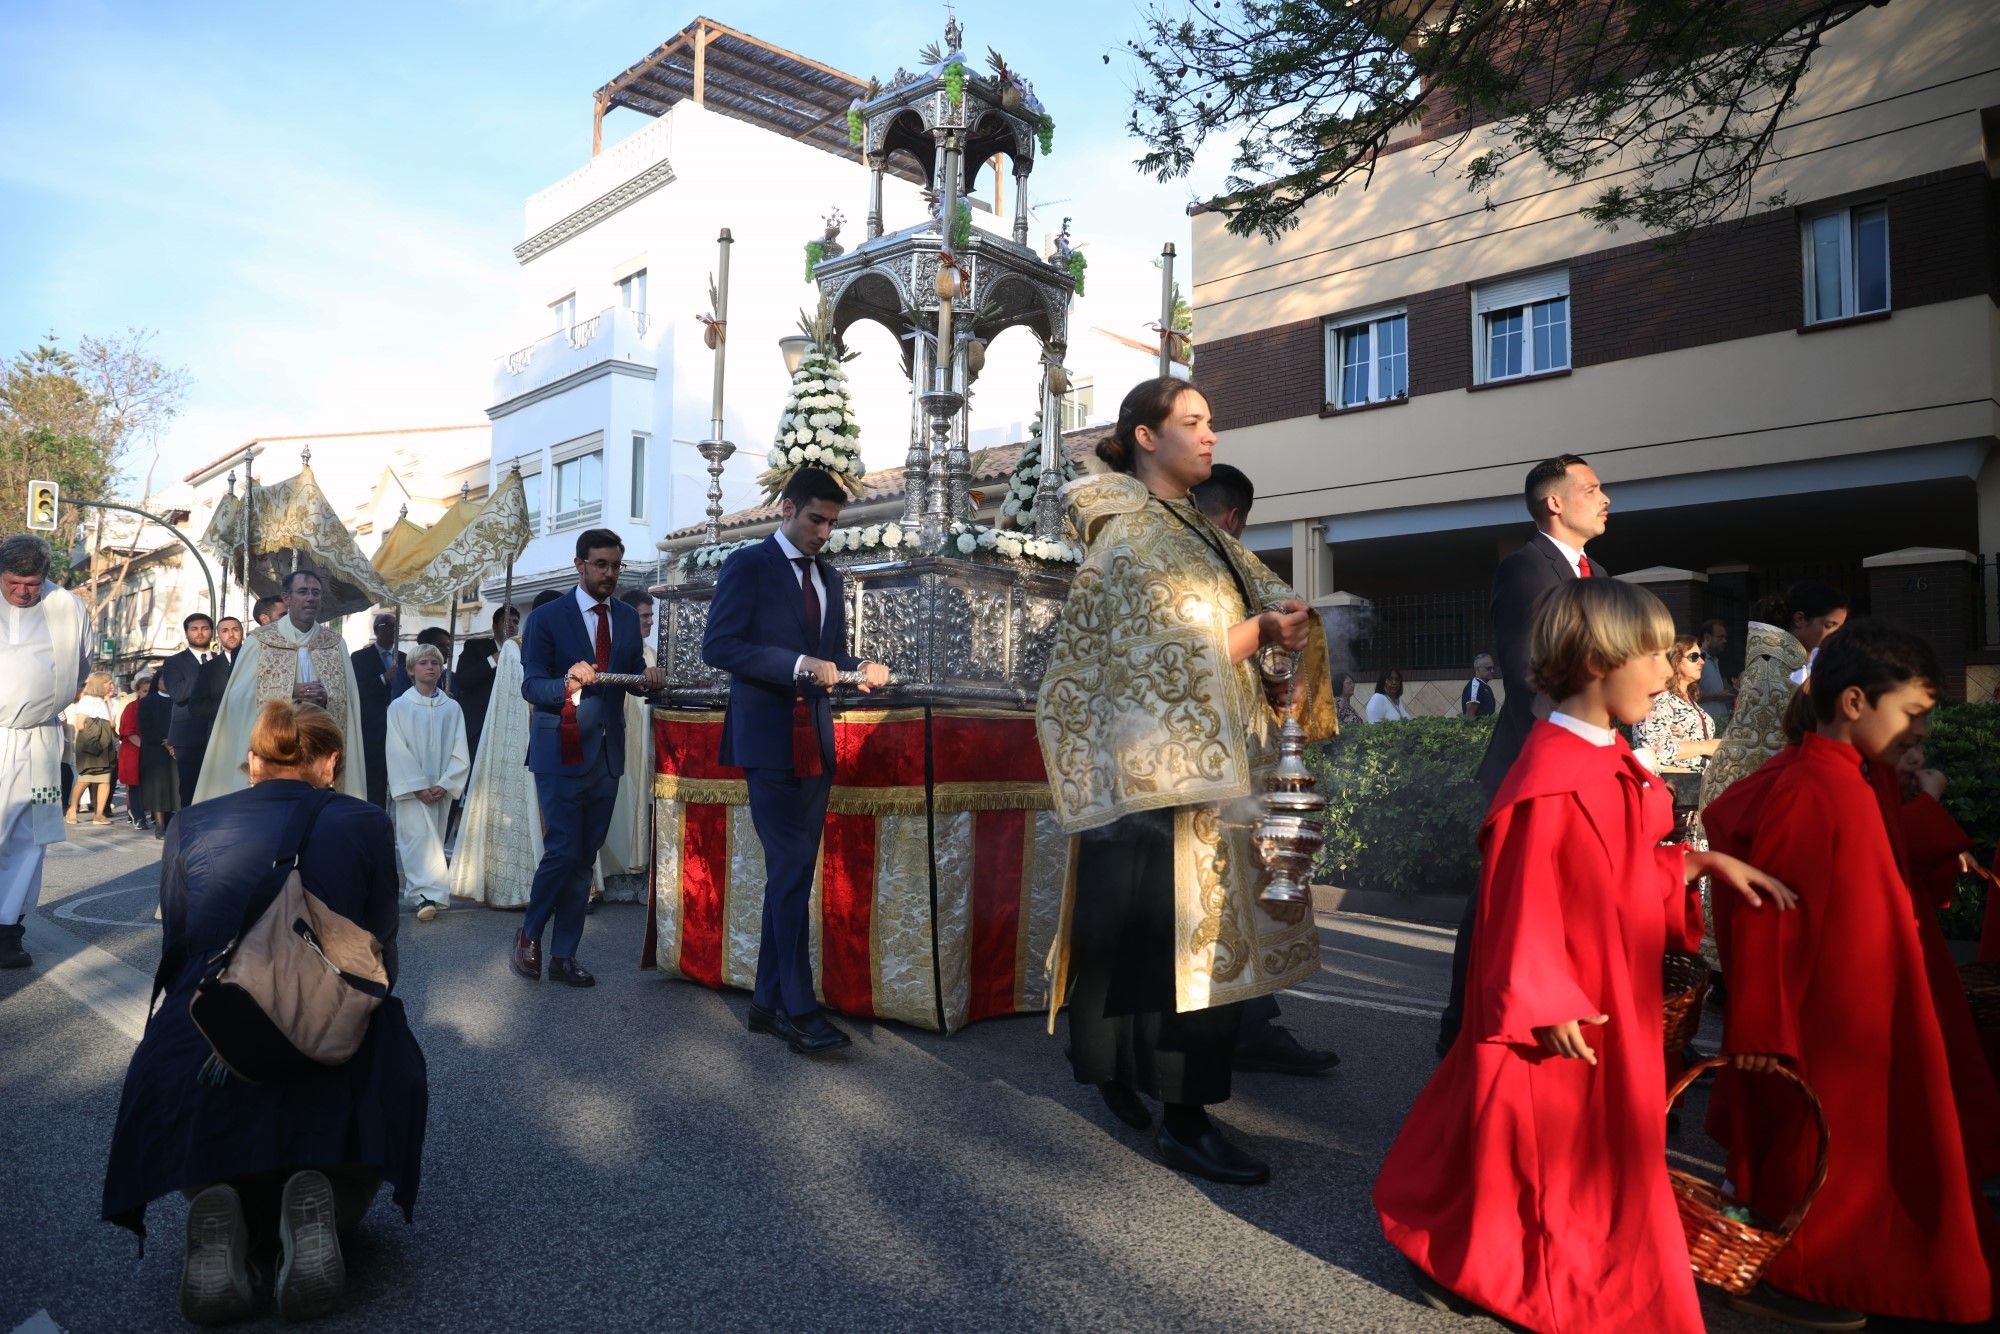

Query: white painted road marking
[[50, 883, 157, 928], [1283, 987, 1445, 1019], [4, 916, 151, 1044]]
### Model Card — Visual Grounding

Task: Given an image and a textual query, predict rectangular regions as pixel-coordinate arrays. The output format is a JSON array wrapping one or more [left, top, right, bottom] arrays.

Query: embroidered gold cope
[[1035, 472, 1337, 1018], [1697, 621, 1808, 811], [193, 616, 368, 802]]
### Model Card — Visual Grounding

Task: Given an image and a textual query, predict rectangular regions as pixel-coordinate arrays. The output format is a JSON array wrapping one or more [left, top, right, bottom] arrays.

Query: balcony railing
[[493, 306, 654, 405]]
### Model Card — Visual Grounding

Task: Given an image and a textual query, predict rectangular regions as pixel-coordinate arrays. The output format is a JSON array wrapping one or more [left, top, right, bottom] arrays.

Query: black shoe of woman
[[1095, 1081, 1150, 1130], [1154, 1118, 1270, 1185]]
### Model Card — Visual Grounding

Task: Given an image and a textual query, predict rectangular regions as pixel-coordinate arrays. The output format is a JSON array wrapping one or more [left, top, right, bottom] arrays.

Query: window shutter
[[1473, 269, 1568, 314]]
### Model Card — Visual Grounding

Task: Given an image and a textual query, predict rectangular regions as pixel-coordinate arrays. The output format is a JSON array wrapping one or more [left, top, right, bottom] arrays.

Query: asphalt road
[[0, 819, 1938, 1333]]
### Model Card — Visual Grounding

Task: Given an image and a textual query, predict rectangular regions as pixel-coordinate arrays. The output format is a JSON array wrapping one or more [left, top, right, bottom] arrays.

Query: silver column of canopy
[[697, 228, 736, 546]]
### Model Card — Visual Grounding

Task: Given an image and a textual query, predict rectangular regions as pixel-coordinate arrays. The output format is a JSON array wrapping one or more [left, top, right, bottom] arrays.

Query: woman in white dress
[[1364, 667, 1413, 723], [448, 636, 542, 910], [386, 645, 470, 921]]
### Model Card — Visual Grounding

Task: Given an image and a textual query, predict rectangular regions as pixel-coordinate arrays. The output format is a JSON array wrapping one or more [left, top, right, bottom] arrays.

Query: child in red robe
[[1705, 621, 2000, 1329], [1376, 579, 1796, 1333]]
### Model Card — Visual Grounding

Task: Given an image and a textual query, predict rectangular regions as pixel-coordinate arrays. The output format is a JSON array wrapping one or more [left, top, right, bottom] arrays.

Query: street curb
[[1311, 883, 1467, 926]]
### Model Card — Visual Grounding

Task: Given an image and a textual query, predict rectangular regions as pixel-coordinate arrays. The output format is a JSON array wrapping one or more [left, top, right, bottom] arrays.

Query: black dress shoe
[[1233, 1024, 1340, 1075], [547, 957, 596, 988], [747, 1002, 783, 1036], [788, 1011, 852, 1054], [1096, 1081, 1151, 1130], [1154, 1121, 1269, 1185]]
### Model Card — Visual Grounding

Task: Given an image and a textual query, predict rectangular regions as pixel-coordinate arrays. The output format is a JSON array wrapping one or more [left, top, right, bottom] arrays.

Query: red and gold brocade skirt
[[643, 707, 1068, 1033]]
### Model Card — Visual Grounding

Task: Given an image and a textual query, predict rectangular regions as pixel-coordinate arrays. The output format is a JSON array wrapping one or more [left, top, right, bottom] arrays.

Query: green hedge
[[1299, 702, 1997, 940], [1305, 717, 1493, 898], [1926, 702, 1998, 940]]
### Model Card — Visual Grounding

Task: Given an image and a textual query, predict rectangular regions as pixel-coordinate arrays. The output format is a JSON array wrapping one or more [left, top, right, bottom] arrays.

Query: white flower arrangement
[[946, 519, 1081, 565], [1000, 415, 1077, 532], [763, 351, 863, 497], [676, 537, 758, 574]]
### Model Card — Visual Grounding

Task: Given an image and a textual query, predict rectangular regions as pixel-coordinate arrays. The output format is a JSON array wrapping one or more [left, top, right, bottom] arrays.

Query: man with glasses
[[511, 530, 663, 988]]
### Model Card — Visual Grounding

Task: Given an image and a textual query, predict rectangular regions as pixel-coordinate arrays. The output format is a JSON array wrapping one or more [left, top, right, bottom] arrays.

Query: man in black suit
[[350, 612, 406, 808], [455, 605, 518, 765], [1436, 454, 1610, 1056], [157, 613, 220, 808]]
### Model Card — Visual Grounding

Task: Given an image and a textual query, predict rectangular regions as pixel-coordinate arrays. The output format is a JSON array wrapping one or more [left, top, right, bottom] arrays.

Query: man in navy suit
[[702, 468, 888, 1054], [158, 613, 220, 807], [511, 528, 663, 987], [1438, 454, 1610, 1055]]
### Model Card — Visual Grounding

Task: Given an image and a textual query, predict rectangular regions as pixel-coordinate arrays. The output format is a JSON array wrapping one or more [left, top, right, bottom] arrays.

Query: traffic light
[[27, 480, 59, 531]]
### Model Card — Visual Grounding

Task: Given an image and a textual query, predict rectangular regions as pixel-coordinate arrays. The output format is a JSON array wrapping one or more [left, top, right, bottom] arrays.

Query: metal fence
[[1344, 587, 1495, 676]]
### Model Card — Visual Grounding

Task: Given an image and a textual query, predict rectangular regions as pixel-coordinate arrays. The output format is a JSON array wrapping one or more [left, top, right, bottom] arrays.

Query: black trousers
[[1067, 811, 1240, 1106]]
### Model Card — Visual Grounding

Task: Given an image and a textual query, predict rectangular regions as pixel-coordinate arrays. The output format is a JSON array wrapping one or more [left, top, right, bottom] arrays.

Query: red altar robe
[[1376, 723, 1701, 1334], [1705, 733, 2000, 1323]]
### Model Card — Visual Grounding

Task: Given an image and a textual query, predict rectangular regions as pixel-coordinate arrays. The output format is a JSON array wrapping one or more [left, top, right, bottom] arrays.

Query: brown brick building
[[1192, 0, 2000, 706]]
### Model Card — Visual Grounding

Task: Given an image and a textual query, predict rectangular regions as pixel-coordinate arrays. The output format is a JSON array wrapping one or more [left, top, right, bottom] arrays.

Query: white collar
[[1542, 532, 1587, 573], [772, 528, 807, 563], [1548, 711, 1618, 747], [573, 584, 609, 618]]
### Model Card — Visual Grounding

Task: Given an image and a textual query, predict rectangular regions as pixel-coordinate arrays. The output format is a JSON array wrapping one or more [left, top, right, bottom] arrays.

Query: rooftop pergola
[[593, 17, 925, 183]]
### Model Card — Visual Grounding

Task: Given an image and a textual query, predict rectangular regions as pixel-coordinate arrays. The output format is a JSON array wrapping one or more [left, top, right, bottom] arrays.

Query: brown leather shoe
[[548, 957, 596, 988], [511, 930, 542, 981]]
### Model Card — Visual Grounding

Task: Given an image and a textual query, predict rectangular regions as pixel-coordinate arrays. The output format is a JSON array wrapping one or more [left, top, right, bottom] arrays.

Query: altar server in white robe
[[0, 536, 90, 970], [194, 569, 368, 803], [386, 644, 469, 920], [449, 635, 542, 909], [596, 588, 656, 894]]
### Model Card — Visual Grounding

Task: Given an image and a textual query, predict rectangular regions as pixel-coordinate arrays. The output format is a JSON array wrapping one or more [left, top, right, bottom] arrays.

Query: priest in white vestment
[[0, 536, 91, 971], [386, 644, 470, 917], [596, 590, 656, 895], [194, 569, 367, 803], [449, 636, 542, 909]]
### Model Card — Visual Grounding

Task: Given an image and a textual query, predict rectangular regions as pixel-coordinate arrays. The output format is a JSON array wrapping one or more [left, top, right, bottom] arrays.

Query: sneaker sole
[[180, 1186, 252, 1326], [277, 1171, 345, 1321]]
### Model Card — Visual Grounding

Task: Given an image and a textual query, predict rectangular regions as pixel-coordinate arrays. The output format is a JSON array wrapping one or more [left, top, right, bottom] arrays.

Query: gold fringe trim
[[932, 782, 1051, 814], [652, 774, 1052, 816], [652, 774, 748, 804]]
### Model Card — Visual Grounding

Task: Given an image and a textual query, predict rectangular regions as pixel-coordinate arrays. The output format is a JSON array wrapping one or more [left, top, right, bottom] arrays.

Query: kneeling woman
[[103, 700, 427, 1325], [1036, 377, 1334, 1184]]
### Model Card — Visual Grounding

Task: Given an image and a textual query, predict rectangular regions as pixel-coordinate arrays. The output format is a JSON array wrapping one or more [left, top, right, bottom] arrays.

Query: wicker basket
[[1961, 961, 2000, 1037], [1662, 952, 1710, 1052], [1665, 1057, 1829, 1294]]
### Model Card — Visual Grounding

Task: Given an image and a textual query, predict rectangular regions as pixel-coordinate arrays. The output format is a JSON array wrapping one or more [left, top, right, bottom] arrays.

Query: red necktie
[[792, 558, 824, 778], [557, 604, 611, 766], [1578, 553, 1593, 578]]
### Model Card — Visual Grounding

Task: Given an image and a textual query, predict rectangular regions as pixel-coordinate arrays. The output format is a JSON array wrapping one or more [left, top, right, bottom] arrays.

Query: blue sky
[[0, 1, 1225, 495]]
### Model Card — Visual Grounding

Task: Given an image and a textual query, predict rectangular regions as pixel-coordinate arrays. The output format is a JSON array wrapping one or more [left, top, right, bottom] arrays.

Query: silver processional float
[[650, 15, 1326, 983]]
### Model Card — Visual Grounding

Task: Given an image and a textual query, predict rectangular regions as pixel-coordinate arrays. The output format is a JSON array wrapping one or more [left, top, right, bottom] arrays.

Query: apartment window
[[551, 293, 577, 337], [1059, 380, 1096, 433], [630, 432, 648, 521], [1474, 270, 1569, 383], [1802, 203, 1889, 324], [510, 459, 544, 533], [618, 269, 648, 315], [551, 437, 603, 530], [1325, 308, 1409, 408]]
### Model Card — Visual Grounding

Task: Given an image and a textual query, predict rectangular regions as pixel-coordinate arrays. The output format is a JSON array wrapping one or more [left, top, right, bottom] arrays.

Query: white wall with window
[[629, 431, 649, 521], [1325, 306, 1409, 408], [1802, 203, 1889, 324], [617, 266, 648, 324], [1473, 270, 1569, 384], [551, 292, 577, 338], [1059, 380, 1096, 433], [549, 433, 605, 531]]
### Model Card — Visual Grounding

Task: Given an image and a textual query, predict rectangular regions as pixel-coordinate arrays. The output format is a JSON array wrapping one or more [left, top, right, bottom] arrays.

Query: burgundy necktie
[[792, 558, 824, 778], [1578, 553, 1593, 578], [557, 603, 612, 766]]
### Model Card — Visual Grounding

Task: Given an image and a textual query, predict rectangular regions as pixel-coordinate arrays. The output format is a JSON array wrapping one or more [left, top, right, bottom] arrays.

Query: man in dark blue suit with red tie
[[512, 528, 663, 987], [703, 468, 889, 1054]]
